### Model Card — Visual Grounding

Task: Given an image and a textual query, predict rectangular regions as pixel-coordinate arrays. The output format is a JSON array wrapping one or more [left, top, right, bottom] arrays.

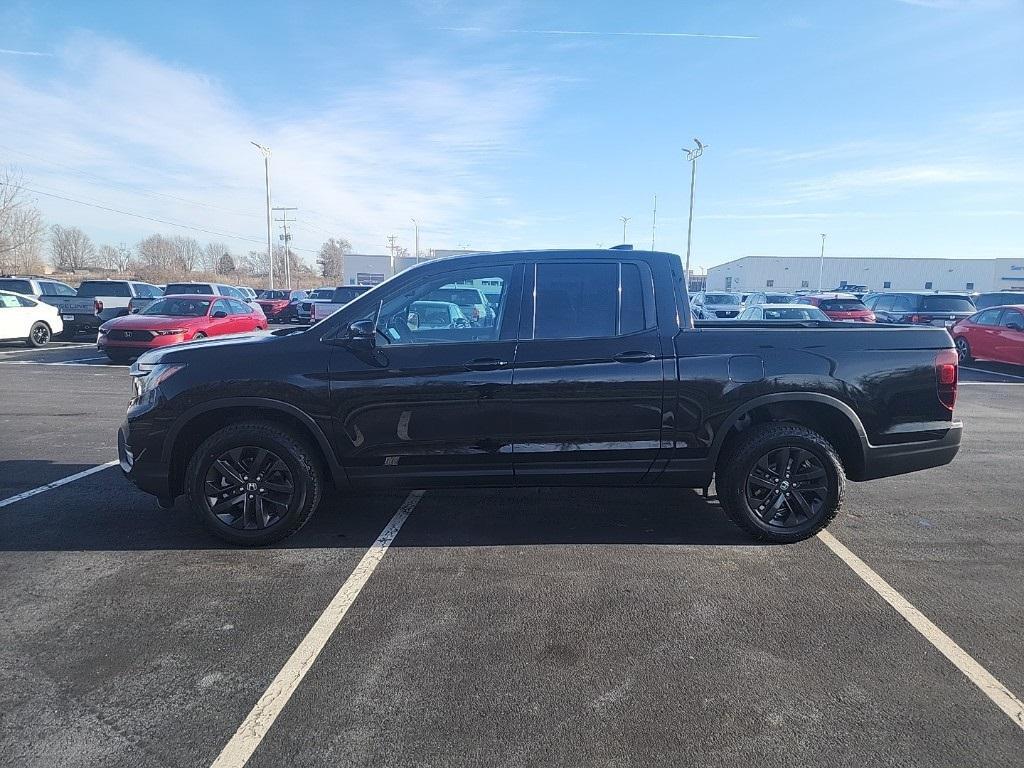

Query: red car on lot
[[97, 295, 268, 362], [952, 305, 1024, 367], [803, 293, 875, 322], [255, 289, 307, 322]]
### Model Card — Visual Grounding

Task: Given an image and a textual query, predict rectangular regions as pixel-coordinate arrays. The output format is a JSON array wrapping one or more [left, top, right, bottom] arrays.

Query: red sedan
[[952, 304, 1024, 366], [804, 294, 875, 322], [98, 295, 268, 362]]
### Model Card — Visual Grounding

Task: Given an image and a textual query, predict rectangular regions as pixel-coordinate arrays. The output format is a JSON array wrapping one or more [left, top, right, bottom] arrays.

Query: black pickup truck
[[118, 248, 962, 546]]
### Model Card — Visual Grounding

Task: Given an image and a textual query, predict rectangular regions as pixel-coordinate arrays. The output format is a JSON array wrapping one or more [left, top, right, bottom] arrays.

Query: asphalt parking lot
[[1, 339, 1023, 766]]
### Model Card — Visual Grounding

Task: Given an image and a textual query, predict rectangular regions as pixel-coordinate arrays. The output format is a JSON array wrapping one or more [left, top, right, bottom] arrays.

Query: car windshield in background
[[141, 298, 211, 316], [922, 296, 976, 312], [165, 283, 213, 295], [705, 294, 741, 305], [819, 299, 866, 311], [974, 293, 1024, 309], [766, 294, 798, 303], [764, 308, 829, 320], [331, 288, 368, 303], [425, 288, 483, 305], [310, 289, 334, 299], [76, 282, 131, 298]]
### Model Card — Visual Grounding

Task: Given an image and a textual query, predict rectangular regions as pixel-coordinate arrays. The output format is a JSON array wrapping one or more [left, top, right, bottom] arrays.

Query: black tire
[[954, 336, 973, 363], [716, 423, 845, 543], [185, 422, 323, 546], [27, 321, 51, 347]]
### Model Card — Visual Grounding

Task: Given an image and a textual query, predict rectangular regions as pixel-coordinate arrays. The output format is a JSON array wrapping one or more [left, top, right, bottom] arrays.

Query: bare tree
[[114, 243, 134, 272], [50, 224, 96, 272], [0, 167, 46, 274], [172, 235, 202, 273], [202, 241, 230, 273], [97, 244, 119, 270], [216, 252, 236, 275], [137, 234, 176, 273], [317, 237, 351, 280]]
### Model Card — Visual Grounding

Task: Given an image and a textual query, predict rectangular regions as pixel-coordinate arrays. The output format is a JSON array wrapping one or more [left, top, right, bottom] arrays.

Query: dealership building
[[707, 256, 1024, 294]]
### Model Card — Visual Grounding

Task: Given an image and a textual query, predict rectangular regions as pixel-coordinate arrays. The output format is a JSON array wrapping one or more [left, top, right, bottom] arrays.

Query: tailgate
[[42, 297, 95, 314]]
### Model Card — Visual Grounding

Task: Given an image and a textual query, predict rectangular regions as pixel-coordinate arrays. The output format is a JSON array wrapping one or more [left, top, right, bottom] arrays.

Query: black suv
[[864, 292, 976, 327], [973, 291, 1024, 311]]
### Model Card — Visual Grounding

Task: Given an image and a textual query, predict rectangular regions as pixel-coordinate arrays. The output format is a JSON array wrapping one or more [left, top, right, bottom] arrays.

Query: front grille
[[108, 329, 155, 342], [715, 310, 739, 318]]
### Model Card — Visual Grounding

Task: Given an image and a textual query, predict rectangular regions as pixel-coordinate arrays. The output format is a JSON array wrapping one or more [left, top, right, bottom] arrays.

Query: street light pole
[[251, 141, 273, 290], [683, 138, 707, 289], [620, 216, 631, 243], [411, 218, 420, 263], [818, 233, 827, 291]]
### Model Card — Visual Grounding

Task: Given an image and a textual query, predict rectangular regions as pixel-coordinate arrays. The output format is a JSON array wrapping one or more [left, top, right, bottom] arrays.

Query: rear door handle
[[614, 351, 656, 363], [464, 358, 509, 371]]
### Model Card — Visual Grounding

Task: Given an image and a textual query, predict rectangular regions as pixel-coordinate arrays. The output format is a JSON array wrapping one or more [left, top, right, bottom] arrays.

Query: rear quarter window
[[0, 279, 34, 295], [77, 282, 131, 298]]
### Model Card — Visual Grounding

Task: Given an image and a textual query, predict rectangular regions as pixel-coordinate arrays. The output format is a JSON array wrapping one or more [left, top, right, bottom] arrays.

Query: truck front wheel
[[716, 423, 845, 543], [185, 422, 323, 546]]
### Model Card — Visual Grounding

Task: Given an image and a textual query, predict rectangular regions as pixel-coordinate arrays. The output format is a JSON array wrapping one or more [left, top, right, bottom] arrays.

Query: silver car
[[691, 291, 744, 319]]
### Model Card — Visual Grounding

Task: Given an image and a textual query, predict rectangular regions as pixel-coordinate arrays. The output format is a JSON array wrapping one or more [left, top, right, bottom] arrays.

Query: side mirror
[[212, 310, 228, 318], [1007, 322, 1023, 332], [346, 319, 376, 348]]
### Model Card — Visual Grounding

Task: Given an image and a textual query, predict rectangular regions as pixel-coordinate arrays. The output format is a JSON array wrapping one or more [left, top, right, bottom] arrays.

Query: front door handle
[[464, 358, 509, 371], [614, 351, 656, 363]]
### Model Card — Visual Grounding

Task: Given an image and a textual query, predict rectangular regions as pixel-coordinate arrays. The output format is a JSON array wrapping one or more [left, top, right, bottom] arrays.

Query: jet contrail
[[0, 48, 51, 56], [439, 27, 759, 40]]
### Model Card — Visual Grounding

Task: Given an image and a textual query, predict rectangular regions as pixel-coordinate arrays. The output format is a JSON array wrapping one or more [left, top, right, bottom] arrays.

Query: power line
[[5, 182, 318, 253]]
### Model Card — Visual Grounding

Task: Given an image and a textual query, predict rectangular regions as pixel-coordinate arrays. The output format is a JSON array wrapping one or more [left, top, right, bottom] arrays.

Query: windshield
[[705, 294, 741, 305], [331, 287, 369, 304], [164, 283, 212, 295], [260, 290, 289, 300], [819, 299, 867, 311], [921, 296, 976, 312], [974, 293, 1024, 309], [766, 294, 798, 303], [764, 307, 830, 320], [425, 288, 484, 305], [310, 289, 334, 299], [141, 298, 210, 316], [76, 282, 130, 298]]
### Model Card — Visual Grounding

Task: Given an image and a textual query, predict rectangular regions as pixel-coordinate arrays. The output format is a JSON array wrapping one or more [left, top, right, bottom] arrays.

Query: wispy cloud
[[0, 48, 50, 56], [439, 27, 759, 41], [894, 0, 1008, 8], [0, 34, 551, 253]]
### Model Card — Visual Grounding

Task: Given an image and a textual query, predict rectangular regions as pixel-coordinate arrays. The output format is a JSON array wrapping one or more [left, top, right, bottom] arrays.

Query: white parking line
[[0, 461, 119, 509], [818, 530, 1024, 732], [961, 366, 1024, 381], [210, 490, 425, 768], [0, 359, 114, 367], [960, 382, 1024, 386]]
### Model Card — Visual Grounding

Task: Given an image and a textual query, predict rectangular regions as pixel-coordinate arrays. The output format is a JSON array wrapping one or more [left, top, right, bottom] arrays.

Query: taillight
[[936, 348, 958, 411], [94, 299, 103, 314]]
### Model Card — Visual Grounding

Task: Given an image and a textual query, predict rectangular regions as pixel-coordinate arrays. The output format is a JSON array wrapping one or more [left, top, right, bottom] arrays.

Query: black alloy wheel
[[204, 446, 294, 531], [744, 447, 828, 530], [28, 321, 51, 347]]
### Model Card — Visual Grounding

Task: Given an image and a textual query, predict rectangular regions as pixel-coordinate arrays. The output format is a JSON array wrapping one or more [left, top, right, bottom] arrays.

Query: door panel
[[509, 260, 665, 485], [996, 311, 1024, 365]]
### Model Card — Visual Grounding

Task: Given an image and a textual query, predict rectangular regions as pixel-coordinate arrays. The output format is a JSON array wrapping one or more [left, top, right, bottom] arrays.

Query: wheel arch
[[711, 393, 868, 480], [162, 397, 346, 497]]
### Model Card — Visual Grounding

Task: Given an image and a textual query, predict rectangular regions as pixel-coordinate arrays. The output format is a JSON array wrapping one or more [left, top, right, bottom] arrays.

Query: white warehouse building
[[707, 256, 1024, 294]]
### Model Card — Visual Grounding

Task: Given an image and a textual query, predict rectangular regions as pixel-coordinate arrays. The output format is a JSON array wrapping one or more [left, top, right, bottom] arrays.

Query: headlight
[[130, 362, 185, 398], [153, 328, 186, 336]]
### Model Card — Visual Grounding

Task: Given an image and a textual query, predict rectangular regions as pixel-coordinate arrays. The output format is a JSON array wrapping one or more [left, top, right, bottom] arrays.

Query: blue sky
[[1, 0, 1022, 268]]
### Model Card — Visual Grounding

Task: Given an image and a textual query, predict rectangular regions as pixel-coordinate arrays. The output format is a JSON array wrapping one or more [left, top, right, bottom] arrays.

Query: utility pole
[[651, 194, 657, 251], [683, 138, 707, 288], [273, 207, 298, 290], [250, 142, 274, 289], [818, 233, 827, 291], [386, 235, 398, 278], [411, 218, 420, 263], [620, 216, 631, 243]]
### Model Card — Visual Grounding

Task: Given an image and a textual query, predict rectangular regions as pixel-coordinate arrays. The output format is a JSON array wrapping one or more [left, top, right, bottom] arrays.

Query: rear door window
[[892, 295, 915, 312], [534, 262, 617, 339], [1000, 311, 1024, 328], [921, 296, 976, 313]]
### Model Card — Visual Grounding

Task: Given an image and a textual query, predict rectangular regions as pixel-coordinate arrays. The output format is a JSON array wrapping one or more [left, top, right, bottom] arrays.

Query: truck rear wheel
[[185, 422, 323, 546], [716, 423, 845, 543]]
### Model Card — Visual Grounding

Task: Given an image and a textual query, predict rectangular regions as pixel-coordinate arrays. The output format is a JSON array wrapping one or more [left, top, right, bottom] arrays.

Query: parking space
[[1, 362, 1022, 767]]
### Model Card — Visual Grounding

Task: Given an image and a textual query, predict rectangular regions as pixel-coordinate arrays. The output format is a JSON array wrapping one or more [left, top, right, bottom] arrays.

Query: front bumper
[[857, 421, 963, 481], [119, 420, 172, 499]]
